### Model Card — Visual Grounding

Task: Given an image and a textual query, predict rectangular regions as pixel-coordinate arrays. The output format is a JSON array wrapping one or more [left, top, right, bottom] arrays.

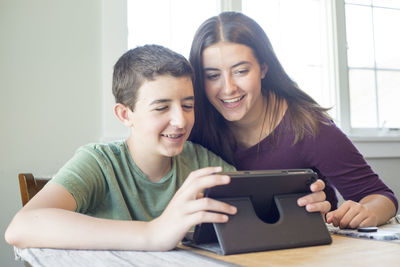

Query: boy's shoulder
[[180, 141, 235, 170], [77, 140, 127, 159], [181, 141, 209, 156]]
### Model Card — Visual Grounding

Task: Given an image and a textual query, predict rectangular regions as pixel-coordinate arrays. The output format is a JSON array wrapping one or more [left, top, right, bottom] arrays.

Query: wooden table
[[180, 234, 400, 267], [15, 226, 400, 267]]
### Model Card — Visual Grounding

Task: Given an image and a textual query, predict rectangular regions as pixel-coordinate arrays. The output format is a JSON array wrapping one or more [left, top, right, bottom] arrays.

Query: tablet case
[[183, 169, 332, 255]]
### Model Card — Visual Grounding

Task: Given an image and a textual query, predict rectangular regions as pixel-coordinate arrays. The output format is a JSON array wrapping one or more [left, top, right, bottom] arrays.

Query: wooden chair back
[[18, 173, 51, 206]]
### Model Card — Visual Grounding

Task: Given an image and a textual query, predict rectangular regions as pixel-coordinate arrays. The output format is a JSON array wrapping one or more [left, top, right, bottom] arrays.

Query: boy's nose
[[170, 107, 186, 128]]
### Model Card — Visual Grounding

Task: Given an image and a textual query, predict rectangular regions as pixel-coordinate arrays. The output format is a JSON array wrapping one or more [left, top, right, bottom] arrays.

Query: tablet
[[205, 169, 317, 223], [184, 169, 319, 252]]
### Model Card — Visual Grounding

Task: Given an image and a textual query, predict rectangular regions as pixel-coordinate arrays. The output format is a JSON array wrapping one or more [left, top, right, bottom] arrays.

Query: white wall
[[0, 1, 123, 266]]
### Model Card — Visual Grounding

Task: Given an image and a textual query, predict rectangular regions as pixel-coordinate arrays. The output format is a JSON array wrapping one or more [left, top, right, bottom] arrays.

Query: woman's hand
[[297, 179, 331, 216], [148, 166, 237, 251], [325, 194, 396, 228], [325, 200, 377, 228]]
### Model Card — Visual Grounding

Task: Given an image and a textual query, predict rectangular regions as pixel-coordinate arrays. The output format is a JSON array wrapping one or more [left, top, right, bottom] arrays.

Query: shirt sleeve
[[49, 146, 108, 214], [307, 121, 398, 211]]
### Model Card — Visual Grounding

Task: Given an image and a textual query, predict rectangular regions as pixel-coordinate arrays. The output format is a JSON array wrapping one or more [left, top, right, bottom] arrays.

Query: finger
[[179, 166, 222, 192], [325, 211, 334, 224], [305, 200, 331, 214], [189, 211, 230, 226], [326, 203, 352, 227], [179, 174, 231, 200], [338, 203, 362, 229], [297, 191, 326, 207], [196, 192, 204, 199], [310, 179, 325, 192], [347, 211, 369, 229], [358, 216, 377, 228], [185, 197, 237, 216]]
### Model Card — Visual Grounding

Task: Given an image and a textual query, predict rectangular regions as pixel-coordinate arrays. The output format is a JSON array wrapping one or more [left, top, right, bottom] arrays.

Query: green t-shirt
[[50, 141, 235, 221]]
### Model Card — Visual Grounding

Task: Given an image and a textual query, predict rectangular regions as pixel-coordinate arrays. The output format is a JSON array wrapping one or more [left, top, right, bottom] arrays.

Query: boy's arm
[[5, 167, 237, 251], [5, 183, 154, 250]]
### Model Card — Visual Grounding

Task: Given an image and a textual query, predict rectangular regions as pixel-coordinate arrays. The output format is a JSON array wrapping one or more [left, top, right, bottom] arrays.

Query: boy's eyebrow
[[149, 96, 194, 105], [204, 61, 251, 71], [150, 99, 171, 105], [183, 96, 195, 101]]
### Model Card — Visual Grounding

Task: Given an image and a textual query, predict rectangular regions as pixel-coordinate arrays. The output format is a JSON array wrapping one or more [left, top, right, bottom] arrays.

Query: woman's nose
[[222, 75, 237, 94]]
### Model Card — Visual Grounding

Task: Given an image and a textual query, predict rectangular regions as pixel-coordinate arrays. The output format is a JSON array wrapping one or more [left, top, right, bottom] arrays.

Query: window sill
[[349, 136, 400, 159]]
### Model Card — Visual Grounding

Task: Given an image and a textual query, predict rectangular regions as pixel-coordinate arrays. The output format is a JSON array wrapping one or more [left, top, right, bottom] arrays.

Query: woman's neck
[[229, 93, 287, 149], [125, 137, 171, 183]]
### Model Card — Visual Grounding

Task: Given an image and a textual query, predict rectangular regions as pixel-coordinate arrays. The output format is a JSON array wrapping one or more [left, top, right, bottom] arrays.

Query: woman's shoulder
[[315, 118, 349, 141]]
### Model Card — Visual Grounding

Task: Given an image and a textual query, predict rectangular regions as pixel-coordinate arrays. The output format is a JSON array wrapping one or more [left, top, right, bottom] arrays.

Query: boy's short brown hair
[[112, 44, 194, 111]]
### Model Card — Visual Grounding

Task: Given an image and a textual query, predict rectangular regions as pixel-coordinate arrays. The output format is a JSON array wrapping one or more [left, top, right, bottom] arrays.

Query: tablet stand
[[211, 193, 332, 255]]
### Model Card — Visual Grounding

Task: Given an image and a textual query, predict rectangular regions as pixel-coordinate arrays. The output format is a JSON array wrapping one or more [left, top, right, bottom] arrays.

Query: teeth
[[162, 134, 182, 138], [221, 96, 243, 103]]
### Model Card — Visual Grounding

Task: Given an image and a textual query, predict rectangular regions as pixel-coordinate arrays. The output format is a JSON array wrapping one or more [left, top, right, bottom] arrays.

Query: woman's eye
[[234, 69, 249, 75], [206, 73, 219, 80]]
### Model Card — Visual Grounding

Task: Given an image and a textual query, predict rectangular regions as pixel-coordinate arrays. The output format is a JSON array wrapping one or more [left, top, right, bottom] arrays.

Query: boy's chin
[[161, 146, 185, 157]]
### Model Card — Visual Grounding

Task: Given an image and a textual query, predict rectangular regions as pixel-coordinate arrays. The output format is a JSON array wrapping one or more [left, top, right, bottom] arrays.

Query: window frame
[[100, 0, 400, 158]]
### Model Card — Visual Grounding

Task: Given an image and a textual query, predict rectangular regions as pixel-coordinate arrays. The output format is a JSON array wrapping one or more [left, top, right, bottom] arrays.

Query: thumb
[[325, 211, 334, 223]]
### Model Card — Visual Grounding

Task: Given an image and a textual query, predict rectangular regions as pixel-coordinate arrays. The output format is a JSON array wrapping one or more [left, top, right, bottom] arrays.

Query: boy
[[6, 45, 326, 251], [5, 45, 237, 251]]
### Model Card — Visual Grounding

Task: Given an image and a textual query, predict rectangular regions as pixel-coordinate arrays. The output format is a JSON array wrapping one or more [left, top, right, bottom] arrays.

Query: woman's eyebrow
[[231, 61, 251, 68], [204, 67, 219, 71], [204, 61, 251, 71]]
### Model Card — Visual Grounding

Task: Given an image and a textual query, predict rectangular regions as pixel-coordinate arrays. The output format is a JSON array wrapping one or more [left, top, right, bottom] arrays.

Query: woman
[[189, 12, 397, 228]]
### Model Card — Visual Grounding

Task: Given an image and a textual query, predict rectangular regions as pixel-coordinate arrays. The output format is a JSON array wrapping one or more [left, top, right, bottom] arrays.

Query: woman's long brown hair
[[189, 12, 331, 165]]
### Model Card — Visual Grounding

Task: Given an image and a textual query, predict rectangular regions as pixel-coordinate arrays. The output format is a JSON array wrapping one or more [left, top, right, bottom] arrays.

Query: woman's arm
[[326, 194, 396, 228], [5, 167, 237, 250], [308, 121, 397, 227]]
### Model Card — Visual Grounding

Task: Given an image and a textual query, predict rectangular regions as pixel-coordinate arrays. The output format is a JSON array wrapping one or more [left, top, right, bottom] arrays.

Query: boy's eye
[[183, 104, 194, 110], [155, 106, 168, 111]]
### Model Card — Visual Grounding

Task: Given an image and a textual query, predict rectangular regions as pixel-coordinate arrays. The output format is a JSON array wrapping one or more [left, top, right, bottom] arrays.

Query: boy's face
[[128, 75, 194, 158]]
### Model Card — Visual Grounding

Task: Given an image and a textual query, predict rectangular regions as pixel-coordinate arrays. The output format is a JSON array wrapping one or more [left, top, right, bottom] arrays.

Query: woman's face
[[202, 42, 268, 125]]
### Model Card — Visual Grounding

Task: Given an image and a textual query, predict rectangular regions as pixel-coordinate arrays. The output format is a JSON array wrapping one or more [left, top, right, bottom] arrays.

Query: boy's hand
[[297, 179, 331, 216], [148, 166, 237, 251]]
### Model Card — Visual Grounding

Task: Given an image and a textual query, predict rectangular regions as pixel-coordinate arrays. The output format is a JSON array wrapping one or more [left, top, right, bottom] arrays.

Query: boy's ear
[[114, 103, 133, 127]]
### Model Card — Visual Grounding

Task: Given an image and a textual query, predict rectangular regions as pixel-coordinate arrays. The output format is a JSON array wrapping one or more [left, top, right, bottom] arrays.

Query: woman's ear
[[261, 64, 268, 79], [114, 103, 133, 127]]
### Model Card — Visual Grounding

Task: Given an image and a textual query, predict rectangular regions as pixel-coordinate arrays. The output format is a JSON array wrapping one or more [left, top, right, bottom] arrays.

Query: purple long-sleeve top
[[234, 113, 398, 211]]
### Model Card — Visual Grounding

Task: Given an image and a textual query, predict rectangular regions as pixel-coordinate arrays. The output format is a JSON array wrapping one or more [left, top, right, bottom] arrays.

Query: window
[[125, 0, 400, 138], [127, 0, 219, 58], [344, 0, 400, 134]]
